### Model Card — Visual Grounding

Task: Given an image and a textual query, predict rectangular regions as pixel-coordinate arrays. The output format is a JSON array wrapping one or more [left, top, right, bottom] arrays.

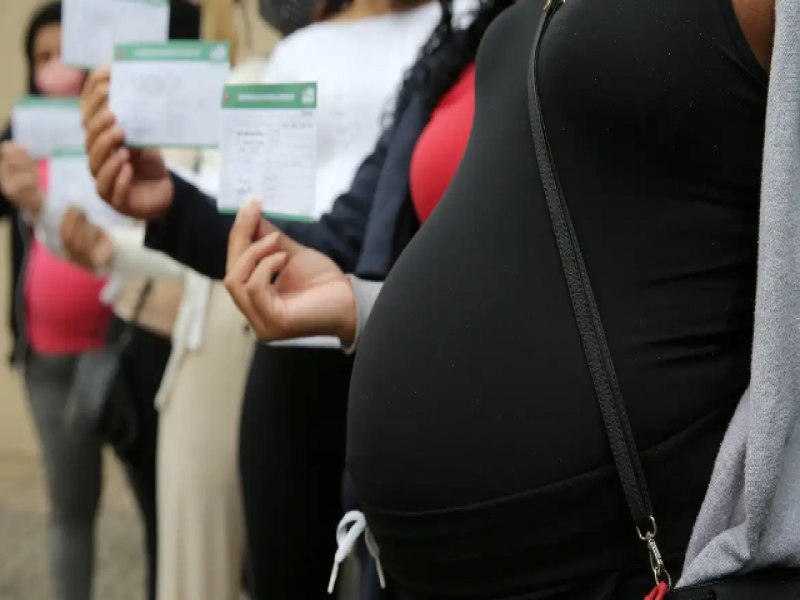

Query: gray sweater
[[678, 0, 800, 585]]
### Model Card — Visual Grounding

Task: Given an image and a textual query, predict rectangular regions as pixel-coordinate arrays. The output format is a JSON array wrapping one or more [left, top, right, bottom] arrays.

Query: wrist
[[154, 177, 175, 222], [19, 191, 44, 221], [27, 192, 44, 218], [334, 312, 357, 347], [332, 280, 357, 345]]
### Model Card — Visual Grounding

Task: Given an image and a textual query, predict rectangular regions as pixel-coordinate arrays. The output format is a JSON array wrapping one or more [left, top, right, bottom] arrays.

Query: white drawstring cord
[[327, 511, 386, 594], [364, 527, 386, 589]]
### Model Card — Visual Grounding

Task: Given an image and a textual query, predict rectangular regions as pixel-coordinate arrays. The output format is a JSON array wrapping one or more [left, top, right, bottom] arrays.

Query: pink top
[[24, 161, 111, 354], [409, 64, 476, 224]]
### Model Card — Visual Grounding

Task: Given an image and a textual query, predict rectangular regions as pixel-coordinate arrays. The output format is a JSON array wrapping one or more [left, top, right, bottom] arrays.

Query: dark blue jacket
[[145, 47, 449, 280]]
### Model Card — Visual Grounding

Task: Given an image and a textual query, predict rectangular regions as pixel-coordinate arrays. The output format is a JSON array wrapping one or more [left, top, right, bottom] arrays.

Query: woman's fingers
[[227, 201, 264, 272], [61, 208, 113, 270], [0, 142, 33, 170], [76, 214, 95, 258], [94, 147, 129, 202], [88, 123, 126, 178], [110, 162, 134, 211], [85, 107, 117, 155], [245, 251, 290, 340], [81, 81, 110, 129], [227, 220, 280, 281], [80, 68, 111, 127], [226, 232, 281, 287], [61, 207, 85, 241], [259, 217, 303, 254], [225, 233, 283, 338], [246, 250, 289, 300], [61, 209, 93, 266]]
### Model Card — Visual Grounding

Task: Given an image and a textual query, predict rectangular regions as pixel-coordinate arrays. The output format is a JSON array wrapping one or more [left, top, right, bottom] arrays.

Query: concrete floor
[[0, 453, 145, 600]]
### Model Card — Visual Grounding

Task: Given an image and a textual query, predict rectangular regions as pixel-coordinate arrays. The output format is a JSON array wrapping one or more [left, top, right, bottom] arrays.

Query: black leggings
[[239, 343, 353, 600], [110, 318, 169, 600]]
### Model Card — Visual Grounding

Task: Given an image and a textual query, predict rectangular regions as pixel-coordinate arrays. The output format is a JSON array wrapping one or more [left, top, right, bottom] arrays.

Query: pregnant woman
[[222, 0, 778, 597], [81, 0, 786, 596]]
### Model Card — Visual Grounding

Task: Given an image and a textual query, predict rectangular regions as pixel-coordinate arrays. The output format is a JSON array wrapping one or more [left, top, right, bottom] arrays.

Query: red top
[[25, 160, 111, 354], [410, 64, 476, 224]]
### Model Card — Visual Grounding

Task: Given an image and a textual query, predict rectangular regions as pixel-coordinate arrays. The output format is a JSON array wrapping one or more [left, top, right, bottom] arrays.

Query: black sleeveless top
[[348, 0, 767, 597]]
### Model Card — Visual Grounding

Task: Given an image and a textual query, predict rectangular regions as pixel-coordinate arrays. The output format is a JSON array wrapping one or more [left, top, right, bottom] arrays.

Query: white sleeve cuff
[[108, 226, 185, 281], [343, 275, 384, 355]]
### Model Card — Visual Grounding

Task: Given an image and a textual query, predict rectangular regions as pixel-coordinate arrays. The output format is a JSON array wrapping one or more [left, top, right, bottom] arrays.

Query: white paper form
[[11, 97, 84, 159], [62, 0, 170, 68], [48, 148, 133, 230], [109, 42, 231, 148], [218, 83, 317, 221]]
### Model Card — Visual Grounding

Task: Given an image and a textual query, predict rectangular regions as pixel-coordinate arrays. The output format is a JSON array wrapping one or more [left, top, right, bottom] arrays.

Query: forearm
[[145, 173, 234, 279], [108, 227, 186, 280]]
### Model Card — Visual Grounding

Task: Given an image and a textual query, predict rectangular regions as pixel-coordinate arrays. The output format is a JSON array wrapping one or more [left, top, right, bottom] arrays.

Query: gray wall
[[0, 1, 42, 457]]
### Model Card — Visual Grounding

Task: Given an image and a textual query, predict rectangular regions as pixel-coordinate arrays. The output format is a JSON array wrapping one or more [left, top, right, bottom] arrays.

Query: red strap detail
[[644, 582, 669, 600]]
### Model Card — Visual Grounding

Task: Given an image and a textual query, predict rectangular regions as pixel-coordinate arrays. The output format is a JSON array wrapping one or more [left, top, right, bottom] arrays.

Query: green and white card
[[11, 97, 84, 159], [109, 41, 231, 148], [49, 148, 133, 229], [62, 0, 170, 68], [218, 83, 317, 220]]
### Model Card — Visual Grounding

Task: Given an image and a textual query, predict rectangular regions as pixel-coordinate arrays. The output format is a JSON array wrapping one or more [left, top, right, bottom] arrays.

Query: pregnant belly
[[346, 221, 610, 512], [346, 181, 751, 515], [344, 205, 739, 596]]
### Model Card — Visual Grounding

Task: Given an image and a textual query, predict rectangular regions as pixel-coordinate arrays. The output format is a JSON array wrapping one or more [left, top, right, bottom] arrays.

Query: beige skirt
[[156, 282, 254, 600]]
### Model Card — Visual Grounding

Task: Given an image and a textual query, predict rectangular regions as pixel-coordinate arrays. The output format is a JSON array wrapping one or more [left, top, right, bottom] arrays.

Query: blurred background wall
[[0, 0, 40, 457], [0, 0, 279, 457]]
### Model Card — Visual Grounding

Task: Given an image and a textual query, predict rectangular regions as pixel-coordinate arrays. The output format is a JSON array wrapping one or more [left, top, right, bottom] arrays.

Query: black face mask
[[169, 0, 201, 40], [258, 0, 317, 36]]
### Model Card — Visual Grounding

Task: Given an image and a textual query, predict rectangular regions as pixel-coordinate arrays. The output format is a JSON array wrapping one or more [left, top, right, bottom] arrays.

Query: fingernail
[[259, 232, 277, 246]]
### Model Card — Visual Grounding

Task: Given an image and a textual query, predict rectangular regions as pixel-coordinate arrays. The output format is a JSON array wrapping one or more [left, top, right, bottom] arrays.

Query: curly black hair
[[392, 0, 513, 120]]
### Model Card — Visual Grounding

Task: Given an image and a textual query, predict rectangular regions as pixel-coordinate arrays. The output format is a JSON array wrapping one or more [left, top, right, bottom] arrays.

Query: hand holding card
[[82, 80, 175, 221], [224, 201, 356, 343], [60, 207, 116, 271], [0, 141, 43, 215]]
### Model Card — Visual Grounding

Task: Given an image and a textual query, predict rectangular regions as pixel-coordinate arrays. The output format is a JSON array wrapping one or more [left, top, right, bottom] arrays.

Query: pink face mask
[[35, 59, 85, 97]]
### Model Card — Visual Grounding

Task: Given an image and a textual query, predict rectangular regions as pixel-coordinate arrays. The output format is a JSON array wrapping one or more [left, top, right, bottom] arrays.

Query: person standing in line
[[58, 2, 265, 598], [71, 0, 446, 596], [0, 4, 115, 600], [0, 4, 204, 600], [80, 0, 505, 596], [223, 0, 780, 598]]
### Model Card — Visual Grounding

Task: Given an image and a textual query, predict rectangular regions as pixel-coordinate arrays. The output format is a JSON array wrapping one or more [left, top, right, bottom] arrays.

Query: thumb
[[228, 201, 263, 272]]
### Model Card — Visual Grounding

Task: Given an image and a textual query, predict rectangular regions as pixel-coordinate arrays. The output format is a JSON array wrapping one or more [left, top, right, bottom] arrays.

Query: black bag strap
[[527, 0, 670, 587], [115, 279, 155, 351]]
